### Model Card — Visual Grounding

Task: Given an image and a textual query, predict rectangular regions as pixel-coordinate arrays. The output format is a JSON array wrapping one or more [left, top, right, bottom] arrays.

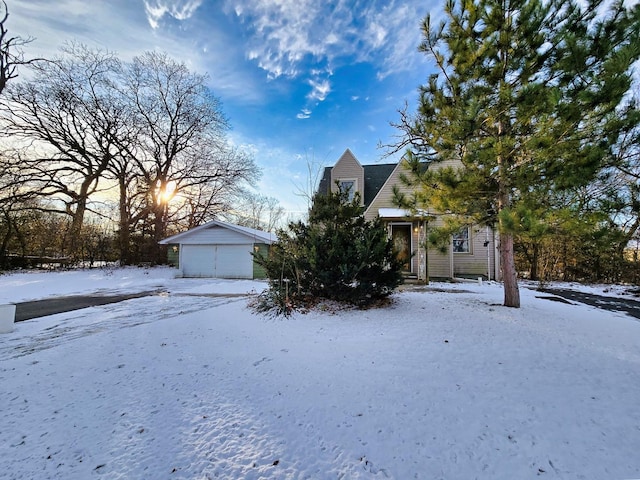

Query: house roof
[[317, 162, 397, 208], [317, 166, 332, 198], [363, 164, 397, 206], [159, 220, 277, 245]]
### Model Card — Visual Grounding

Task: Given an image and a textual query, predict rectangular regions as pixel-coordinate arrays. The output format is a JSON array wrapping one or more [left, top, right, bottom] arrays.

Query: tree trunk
[[0, 210, 12, 268], [500, 231, 520, 307], [530, 242, 539, 281], [118, 177, 131, 265], [151, 203, 168, 264], [496, 116, 520, 308], [68, 198, 86, 259]]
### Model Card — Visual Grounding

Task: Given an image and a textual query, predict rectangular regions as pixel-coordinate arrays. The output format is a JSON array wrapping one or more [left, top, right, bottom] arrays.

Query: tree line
[[0, 4, 282, 268]]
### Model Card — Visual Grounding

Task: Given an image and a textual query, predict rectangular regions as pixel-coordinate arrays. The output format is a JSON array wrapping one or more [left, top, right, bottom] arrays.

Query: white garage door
[[181, 244, 253, 278], [214, 244, 253, 278]]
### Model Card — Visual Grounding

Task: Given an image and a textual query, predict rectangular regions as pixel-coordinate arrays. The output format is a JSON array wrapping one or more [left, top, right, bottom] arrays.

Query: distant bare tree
[[166, 145, 257, 230], [292, 149, 328, 215], [0, 0, 46, 262], [223, 191, 285, 231], [0, 43, 127, 257], [0, 0, 41, 94]]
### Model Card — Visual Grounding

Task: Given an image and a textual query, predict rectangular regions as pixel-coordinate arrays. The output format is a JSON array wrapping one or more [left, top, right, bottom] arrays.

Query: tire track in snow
[[0, 295, 245, 361]]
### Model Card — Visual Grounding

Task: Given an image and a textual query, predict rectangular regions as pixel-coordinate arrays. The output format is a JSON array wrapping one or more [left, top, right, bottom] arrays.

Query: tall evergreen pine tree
[[393, 0, 640, 307]]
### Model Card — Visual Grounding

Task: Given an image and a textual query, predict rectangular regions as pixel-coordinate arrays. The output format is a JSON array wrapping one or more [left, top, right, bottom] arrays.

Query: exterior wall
[[452, 225, 496, 279], [167, 242, 269, 279], [167, 228, 264, 279], [161, 222, 276, 279], [363, 157, 499, 280], [179, 244, 254, 279], [330, 149, 364, 204], [252, 243, 270, 279], [421, 216, 452, 279], [422, 220, 498, 280], [167, 244, 179, 267]]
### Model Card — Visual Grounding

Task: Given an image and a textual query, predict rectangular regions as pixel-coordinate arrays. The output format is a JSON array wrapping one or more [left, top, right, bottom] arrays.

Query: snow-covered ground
[[1, 267, 639, 479]]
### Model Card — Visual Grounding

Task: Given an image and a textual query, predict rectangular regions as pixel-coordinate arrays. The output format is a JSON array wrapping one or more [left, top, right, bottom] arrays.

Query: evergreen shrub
[[253, 189, 404, 315]]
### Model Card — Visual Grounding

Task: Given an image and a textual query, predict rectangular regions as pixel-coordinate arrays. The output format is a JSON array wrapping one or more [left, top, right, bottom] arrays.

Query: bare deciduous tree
[[292, 149, 328, 216], [118, 51, 257, 262], [0, 0, 40, 95], [1, 45, 259, 265], [0, 43, 126, 256]]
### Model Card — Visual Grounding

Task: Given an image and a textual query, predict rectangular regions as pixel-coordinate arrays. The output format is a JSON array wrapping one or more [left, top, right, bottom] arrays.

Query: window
[[338, 179, 357, 201], [453, 227, 470, 253]]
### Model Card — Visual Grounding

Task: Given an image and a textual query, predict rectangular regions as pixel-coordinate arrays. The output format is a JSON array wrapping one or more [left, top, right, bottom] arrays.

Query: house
[[158, 220, 277, 279], [317, 149, 501, 281]]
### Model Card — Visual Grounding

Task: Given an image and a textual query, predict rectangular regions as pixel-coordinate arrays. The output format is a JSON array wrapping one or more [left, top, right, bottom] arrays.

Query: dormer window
[[338, 179, 357, 201]]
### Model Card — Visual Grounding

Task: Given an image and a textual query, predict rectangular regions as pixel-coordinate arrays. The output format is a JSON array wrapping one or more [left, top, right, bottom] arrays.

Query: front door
[[392, 224, 412, 272]]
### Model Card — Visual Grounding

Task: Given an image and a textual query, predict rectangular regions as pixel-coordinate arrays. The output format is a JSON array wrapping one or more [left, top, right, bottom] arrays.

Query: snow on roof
[[378, 208, 432, 218], [158, 220, 277, 245], [378, 208, 412, 218]]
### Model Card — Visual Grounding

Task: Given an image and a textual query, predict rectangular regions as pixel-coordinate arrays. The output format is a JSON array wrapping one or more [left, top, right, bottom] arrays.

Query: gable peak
[[336, 148, 362, 167]]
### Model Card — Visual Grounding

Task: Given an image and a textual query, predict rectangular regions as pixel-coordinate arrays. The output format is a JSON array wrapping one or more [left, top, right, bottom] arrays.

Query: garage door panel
[[215, 245, 252, 278], [181, 244, 253, 278], [182, 245, 215, 277]]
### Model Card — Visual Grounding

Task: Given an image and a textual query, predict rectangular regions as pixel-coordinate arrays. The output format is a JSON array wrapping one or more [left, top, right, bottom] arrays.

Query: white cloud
[[227, 0, 338, 77], [297, 109, 312, 119], [367, 21, 388, 49], [307, 78, 331, 102], [9, 0, 261, 104], [223, 0, 432, 81], [225, 135, 318, 217], [144, 0, 203, 29], [363, 3, 429, 80]]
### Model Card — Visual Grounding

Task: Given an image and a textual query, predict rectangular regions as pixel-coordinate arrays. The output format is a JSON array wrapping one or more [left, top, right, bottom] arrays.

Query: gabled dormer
[[317, 149, 396, 208], [330, 148, 364, 204]]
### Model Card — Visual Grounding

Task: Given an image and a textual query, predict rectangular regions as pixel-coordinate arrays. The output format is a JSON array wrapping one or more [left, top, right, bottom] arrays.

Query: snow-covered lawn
[[1, 267, 639, 479]]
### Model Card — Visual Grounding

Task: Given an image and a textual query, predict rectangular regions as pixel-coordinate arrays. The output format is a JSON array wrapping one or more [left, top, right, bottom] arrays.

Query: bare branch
[[0, 1, 45, 95]]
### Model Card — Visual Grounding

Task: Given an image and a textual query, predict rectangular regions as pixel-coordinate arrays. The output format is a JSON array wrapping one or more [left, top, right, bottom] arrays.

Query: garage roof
[[158, 220, 278, 245]]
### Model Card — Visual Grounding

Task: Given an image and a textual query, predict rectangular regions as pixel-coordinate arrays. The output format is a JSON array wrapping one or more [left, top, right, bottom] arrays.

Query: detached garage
[[159, 220, 277, 279]]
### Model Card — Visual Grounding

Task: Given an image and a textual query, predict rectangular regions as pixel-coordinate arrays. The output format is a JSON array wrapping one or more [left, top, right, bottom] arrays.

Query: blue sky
[[9, 0, 437, 217]]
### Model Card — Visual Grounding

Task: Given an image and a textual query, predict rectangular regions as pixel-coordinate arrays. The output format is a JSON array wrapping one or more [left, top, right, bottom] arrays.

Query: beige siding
[[321, 150, 500, 280], [361, 157, 498, 280], [452, 226, 495, 278], [424, 216, 452, 278], [434, 158, 464, 170], [331, 149, 364, 204], [423, 222, 498, 280]]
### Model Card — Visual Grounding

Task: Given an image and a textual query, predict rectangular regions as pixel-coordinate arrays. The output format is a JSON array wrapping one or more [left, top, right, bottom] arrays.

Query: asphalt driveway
[[14, 291, 164, 322], [537, 287, 640, 320], [13, 290, 254, 322]]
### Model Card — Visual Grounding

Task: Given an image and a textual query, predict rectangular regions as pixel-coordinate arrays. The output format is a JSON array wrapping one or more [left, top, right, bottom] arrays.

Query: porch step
[[402, 273, 423, 285]]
